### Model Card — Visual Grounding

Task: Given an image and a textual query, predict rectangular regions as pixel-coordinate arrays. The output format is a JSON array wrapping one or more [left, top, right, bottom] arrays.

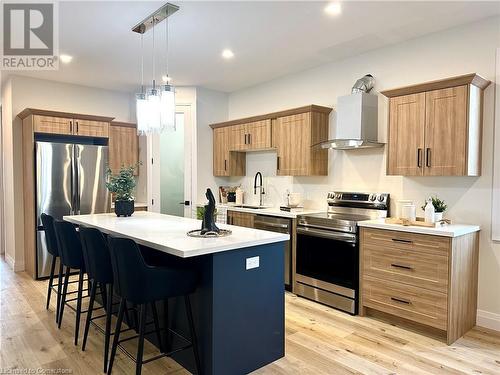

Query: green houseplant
[[421, 196, 447, 221], [106, 165, 136, 217]]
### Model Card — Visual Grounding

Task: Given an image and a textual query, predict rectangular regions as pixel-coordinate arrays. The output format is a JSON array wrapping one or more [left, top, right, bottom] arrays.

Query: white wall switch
[[246, 256, 260, 270]]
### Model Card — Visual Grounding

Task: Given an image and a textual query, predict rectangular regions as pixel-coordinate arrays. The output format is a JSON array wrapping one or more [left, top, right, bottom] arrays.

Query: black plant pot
[[114, 200, 134, 217]]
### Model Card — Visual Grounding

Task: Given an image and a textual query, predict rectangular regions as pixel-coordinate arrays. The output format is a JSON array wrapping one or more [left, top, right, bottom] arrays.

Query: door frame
[[147, 103, 196, 218]]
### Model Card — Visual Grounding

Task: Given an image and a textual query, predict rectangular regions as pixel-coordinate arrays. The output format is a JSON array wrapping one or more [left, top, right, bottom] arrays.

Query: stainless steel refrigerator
[[36, 141, 110, 278]]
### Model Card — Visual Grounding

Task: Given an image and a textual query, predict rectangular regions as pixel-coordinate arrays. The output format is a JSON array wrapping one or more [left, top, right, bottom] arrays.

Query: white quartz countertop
[[358, 219, 480, 238], [64, 212, 289, 258], [219, 204, 322, 219]]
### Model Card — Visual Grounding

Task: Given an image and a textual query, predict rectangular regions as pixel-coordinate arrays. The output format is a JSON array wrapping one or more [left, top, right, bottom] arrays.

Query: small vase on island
[[114, 200, 134, 217]]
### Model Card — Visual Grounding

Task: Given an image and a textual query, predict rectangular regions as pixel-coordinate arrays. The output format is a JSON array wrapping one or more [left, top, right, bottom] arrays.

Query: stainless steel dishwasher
[[253, 215, 292, 290]]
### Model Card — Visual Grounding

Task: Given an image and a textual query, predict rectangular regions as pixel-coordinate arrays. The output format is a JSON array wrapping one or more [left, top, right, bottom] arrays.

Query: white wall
[[196, 87, 229, 203], [219, 18, 500, 323], [1, 75, 145, 271]]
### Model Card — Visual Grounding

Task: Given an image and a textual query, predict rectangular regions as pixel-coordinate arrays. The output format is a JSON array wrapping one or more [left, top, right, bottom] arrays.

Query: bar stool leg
[[74, 268, 85, 346], [107, 298, 126, 375], [56, 261, 63, 324], [150, 302, 164, 353], [163, 299, 169, 351], [136, 304, 147, 375], [82, 279, 98, 351], [103, 283, 113, 373], [46, 256, 57, 310], [58, 266, 71, 329], [185, 295, 202, 375]]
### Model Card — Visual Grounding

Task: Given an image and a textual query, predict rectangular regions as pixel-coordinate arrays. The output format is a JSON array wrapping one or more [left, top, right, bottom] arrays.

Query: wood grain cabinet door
[[74, 119, 110, 138], [275, 113, 311, 176], [229, 124, 247, 151], [108, 125, 139, 175], [387, 93, 426, 176], [33, 115, 73, 135], [213, 128, 229, 176], [227, 211, 255, 228], [424, 86, 467, 176], [246, 120, 272, 150]]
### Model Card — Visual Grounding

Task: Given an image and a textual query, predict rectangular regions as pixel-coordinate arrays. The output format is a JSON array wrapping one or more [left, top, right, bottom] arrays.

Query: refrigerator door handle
[[75, 146, 81, 214]]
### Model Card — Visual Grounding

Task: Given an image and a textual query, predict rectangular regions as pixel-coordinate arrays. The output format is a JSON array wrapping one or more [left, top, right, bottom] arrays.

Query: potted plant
[[421, 196, 447, 221], [106, 165, 136, 217]]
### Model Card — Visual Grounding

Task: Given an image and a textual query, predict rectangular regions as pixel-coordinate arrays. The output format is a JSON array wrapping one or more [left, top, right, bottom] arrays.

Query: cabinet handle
[[224, 159, 227, 171], [392, 238, 413, 244], [248, 133, 251, 144], [277, 156, 280, 170], [70, 121, 73, 133], [417, 148, 422, 168], [426, 148, 431, 167], [244, 134, 248, 145], [391, 297, 411, 305], [76, 121, 79, 134], [391, 263, 413, 270]]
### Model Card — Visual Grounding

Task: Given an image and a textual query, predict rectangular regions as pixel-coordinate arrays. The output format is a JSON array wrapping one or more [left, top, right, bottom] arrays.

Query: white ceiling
[[10, 1, 500, 93]]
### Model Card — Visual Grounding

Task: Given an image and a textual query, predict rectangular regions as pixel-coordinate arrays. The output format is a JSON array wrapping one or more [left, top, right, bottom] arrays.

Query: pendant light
[[133, 3, 179, 134]]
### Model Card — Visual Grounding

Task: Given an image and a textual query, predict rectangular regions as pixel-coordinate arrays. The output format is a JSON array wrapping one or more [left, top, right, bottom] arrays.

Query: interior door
[[158, 105, 193, 217], [424, 86, 467, 176], [387, 93, 426, 176], [75, 144, 110, 215]]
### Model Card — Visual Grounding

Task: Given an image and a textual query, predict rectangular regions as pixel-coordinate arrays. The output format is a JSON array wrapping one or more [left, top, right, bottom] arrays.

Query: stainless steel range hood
[[319, 89, 384, 150]]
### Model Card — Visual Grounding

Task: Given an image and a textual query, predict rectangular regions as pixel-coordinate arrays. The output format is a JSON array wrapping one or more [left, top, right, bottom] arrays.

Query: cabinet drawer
[[362, 228, 450, 255], [363, 244, 448, 293], [362, 276, 447, 330]]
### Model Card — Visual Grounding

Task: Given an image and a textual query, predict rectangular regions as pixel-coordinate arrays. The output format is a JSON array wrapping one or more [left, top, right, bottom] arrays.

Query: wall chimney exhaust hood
[[318, 75, 384, 150]]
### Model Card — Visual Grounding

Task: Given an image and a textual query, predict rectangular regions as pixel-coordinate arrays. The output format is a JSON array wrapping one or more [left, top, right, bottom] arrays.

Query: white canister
[[401, 204, 416, 222], [235, 187, 244, 205], [288, 192, 302, 207], [396, 200, 413, 218]]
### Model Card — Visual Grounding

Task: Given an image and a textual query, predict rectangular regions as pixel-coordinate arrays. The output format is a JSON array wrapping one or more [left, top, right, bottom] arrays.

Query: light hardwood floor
[[1, 256, 500, 375]]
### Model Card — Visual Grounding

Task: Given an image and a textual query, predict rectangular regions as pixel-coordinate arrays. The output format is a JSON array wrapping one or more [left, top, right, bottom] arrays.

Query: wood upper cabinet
[[228, 120, 272, 151], [74, 119, 109, 138], [387, 93, 425, 176], [211, 105, 331, 177], [33, 115, 73, 135], [213, 127, 245, 177], [108, 122, 139, 175], [383, 74, 490, 177], [274, 111, 329, 176]]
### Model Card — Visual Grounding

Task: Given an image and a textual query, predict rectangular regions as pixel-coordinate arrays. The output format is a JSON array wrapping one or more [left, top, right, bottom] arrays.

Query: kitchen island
[[64, 212, 289, 375]]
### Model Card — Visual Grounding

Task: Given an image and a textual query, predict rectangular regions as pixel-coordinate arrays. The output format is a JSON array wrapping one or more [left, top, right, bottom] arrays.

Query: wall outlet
[[246, 256, 260, 270]]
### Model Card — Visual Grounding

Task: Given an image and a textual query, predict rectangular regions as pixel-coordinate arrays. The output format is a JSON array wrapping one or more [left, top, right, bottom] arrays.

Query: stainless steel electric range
[[295, 191, 389, 315]]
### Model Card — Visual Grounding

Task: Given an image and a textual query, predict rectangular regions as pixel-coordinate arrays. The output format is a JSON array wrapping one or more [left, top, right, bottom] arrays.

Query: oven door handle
[[297, 227, 357, 243], [298, 221, 354, 233]]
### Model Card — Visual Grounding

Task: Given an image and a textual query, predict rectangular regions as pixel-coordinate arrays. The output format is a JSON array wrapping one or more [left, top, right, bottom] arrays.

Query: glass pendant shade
[[146, 88, 162, 133], [160, 85, 176, 130], [136, 92, 149, 135]]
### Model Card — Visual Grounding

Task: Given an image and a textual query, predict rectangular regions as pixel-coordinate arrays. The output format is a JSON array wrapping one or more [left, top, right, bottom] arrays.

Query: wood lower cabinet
[[360, 227, 479, 344], [383, 74, 490, 177], [227, 210, 255, 228], [213, 127, 245, 177], [109, 122, 139, 175]]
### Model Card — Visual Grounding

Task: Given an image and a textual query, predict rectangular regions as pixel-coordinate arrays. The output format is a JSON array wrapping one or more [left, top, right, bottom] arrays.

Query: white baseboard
[[4, 254, 24, 272], [477, 309, 500, 332]]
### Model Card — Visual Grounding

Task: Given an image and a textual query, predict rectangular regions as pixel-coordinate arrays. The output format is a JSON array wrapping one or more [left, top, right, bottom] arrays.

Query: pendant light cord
[[165, 12, 169, 80], [152, 16, 156, 89], [140, 33, 144, 93]]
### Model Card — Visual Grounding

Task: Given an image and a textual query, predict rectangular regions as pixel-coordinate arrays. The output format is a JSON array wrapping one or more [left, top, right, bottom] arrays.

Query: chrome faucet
[[253, 172, 265, 206]]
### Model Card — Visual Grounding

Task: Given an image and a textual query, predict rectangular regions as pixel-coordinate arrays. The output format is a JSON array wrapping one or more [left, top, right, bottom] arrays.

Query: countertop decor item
[[422, 196, 447, 221], [200, 188, 221, 235], [106, 165, 136, 217]]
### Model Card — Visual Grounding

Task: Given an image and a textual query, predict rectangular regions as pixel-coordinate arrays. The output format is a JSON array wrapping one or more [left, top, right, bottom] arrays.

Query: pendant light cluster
[[133, 3, 179, 134]]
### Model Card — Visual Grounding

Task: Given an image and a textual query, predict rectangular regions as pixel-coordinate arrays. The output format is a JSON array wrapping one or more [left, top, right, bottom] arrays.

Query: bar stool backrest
[[79, 227, 113, 284], [54, 221, 85, 269], [107, 236, 149, 302], [41, 213, 59, 257]]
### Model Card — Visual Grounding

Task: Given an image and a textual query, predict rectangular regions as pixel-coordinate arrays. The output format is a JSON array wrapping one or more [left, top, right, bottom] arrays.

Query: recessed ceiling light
[[59, 54, 73, 64], [162, 75, 172, 83], [222, 49, 234, 59], [324, 2, 342, 16]]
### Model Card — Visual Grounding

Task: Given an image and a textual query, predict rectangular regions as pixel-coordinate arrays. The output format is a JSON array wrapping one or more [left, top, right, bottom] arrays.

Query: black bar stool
[[40, 213, 63, 323], [80, 227, 157, 373], [53, 220, 89, 345], [107, 236, 201, 375]]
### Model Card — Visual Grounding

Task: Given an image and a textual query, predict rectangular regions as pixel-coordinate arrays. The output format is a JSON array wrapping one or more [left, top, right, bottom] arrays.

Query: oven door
[[296, 226, 359, 293]]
